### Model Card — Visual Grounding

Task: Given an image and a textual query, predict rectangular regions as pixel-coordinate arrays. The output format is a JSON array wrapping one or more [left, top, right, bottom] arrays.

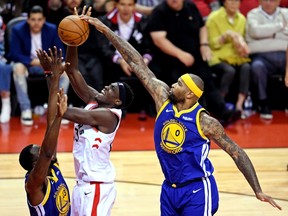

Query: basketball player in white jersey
[[66, 42, 133, 215], [43, 6, 134, 214], [39, 42, 134, 215], [40, 6, 134, 214]]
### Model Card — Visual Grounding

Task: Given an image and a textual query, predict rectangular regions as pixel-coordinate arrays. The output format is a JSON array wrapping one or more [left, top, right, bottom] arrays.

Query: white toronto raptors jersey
[[73, 103, 122, 183]]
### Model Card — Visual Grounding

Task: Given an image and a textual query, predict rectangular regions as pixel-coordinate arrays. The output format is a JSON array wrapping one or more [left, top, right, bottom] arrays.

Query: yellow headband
[[181, 74, 203, 98]]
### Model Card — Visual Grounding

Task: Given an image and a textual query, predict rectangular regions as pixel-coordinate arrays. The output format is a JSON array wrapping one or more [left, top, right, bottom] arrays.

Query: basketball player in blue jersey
[[81, 14, 282, 215], [19, 47, 71, 216]]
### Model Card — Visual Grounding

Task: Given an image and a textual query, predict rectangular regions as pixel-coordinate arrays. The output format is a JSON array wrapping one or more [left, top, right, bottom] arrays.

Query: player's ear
[[114, 99, 122, 108], [186, 91, 193, 99]]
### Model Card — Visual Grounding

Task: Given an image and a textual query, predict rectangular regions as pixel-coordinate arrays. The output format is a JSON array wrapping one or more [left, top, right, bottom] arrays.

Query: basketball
[[58, 15, 90, 46]]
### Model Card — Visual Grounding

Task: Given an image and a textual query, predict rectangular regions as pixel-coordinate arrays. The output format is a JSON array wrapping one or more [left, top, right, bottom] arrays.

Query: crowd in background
[[0, 0, 288, 125]]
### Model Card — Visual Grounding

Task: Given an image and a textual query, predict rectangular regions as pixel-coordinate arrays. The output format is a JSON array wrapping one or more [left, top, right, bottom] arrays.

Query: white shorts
[[71, 180, 116, 216]]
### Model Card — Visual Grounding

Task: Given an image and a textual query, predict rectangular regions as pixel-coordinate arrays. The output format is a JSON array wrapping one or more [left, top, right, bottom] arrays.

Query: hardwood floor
[[0, 149, 287, 216], [0, 112, 288, 215]]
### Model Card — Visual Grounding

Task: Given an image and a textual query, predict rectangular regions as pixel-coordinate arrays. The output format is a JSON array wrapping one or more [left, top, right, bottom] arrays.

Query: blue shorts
[[160, 175, 219, 216]]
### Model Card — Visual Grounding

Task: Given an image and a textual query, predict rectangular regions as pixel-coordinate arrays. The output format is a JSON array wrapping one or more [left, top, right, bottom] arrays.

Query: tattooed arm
[[80, 15, 169, 112], [200, 112, 282, 210]]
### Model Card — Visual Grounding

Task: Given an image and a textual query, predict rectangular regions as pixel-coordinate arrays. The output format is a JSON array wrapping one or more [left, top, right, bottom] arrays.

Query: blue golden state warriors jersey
[[25, 163, 71, 216], [154, 100, 214, 185]]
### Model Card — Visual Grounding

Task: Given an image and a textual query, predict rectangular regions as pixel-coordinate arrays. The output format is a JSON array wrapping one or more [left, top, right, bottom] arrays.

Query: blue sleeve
[[9, 24, 32, 66], [42, 23, 66, 57]]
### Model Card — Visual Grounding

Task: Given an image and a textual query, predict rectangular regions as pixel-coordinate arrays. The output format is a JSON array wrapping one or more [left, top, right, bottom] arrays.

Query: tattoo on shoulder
[[200, 113, 223, 136]]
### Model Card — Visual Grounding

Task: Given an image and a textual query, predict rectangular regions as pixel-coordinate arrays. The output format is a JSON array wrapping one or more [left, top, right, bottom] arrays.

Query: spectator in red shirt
[[193, 0, 220, 20], [239, 0, 258, 17], [280, 0, 288, 7], [239, 0, 288, 17]]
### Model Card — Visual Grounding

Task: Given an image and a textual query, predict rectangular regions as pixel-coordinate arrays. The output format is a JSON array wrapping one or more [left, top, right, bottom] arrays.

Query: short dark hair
[[19, 144, 34, 172], [118, 82, 134, 109], [115, 0, 138, 4], [28, 5, 44, 18]]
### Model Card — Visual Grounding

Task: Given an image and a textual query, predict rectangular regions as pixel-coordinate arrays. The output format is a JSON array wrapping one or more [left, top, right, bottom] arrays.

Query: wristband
[[44, 71, 53, 77], [200, 43, 209, 46]]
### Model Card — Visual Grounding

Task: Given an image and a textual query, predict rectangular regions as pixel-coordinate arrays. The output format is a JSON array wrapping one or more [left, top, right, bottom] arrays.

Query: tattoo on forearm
[[201, 115, 262, 193], [105, 29, 141, 66]]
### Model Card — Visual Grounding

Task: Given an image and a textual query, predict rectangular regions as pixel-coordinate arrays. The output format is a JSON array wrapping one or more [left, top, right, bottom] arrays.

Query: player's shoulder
[[199, 111, 223, 136]]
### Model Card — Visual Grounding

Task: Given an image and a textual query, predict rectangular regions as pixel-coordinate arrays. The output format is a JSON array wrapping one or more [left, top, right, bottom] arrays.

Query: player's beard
[[168, 92, 183, 104], [168, 92, 179, 104]]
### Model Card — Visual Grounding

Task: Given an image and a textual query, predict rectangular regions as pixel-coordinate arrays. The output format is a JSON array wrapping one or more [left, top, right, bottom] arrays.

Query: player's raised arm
[[199, 112, 282, 210], [57, 6, 99, 104], [81, 15, 170, 111], [65, 45, 99, 104], [26, 48, 67, 205]]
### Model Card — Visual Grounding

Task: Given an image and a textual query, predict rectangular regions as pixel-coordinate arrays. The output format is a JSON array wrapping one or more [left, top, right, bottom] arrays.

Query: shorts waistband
[[165, 178, 202, 188], [76, 180, 103, 185]]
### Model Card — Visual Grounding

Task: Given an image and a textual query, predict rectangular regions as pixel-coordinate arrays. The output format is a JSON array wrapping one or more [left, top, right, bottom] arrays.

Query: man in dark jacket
[[8, 5, 69, 125]]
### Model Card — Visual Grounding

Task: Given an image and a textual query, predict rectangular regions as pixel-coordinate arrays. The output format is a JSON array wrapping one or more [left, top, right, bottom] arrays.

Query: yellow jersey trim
[[196, 108, 208, 140], [156, 100, 170, 120], [41, 178, 51, 205]]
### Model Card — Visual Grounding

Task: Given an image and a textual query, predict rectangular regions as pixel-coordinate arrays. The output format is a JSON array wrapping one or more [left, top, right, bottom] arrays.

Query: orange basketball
[[58, 15, 90, 46]]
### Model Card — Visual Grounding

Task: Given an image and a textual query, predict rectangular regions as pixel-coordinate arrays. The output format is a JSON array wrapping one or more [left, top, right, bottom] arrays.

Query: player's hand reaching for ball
[[80, 14, 106, 33], [36, 46, 70, 78]]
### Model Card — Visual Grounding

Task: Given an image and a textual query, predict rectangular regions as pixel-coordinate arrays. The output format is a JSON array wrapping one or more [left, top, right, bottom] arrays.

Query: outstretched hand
[[80, 14, 106, 33], [256, 192, 282, 210], [74, 5, 92, 16], [36, 46, 70, 77]]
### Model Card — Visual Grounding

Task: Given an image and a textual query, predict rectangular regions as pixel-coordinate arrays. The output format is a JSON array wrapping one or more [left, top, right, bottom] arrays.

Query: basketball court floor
[[0, 112, 288, 215]]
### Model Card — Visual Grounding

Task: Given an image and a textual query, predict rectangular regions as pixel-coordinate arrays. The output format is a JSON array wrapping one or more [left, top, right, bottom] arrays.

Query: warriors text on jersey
[[73, 103, 122, 183], [154, 100, 214, 185], [26, 163, 71, 216]]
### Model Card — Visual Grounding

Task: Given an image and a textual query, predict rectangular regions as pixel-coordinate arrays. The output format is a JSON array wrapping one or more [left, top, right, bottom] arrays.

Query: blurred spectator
[[99, 0, 152, 82], [21, 0, 48, 16], [46, 0, 67, 26], [135, 0, 164, 15], [280, 0, 288, 7], [238, 0, 288, 17], [77, 28, 105, 92], [245, 0, 288, 119], [147, 0, 241, 125], [91, 0, 110, 17], [239, 0, 258, 17], [0, 0, 25, 24], [193, 0, 221, 21], [99, 0, 153, 116], [63, 0, 85, 16], [206, 0, 251, 119], [7, 5, 69, 125], [285, 45, 288, 99], [0, 15, 12, 123]]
